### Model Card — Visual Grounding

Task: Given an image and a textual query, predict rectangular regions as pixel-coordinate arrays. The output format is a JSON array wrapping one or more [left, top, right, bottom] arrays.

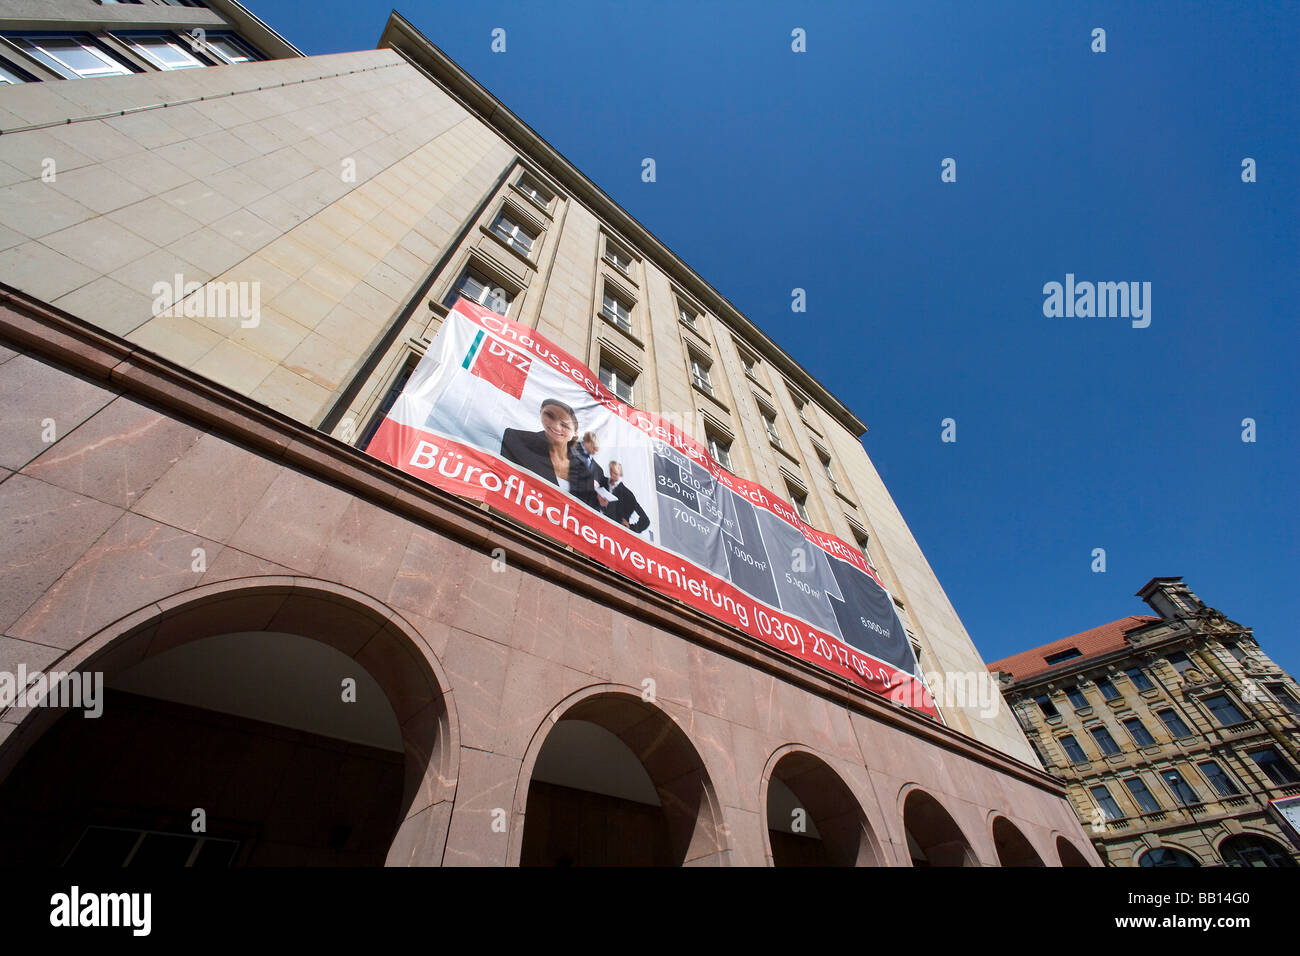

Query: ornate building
[[990, 577, 1300, 867], [0, 0, 1096, 866]]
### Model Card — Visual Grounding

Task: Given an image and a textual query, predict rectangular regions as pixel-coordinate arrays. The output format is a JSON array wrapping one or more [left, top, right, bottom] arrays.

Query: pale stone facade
[[0, 1, 1097, 865]]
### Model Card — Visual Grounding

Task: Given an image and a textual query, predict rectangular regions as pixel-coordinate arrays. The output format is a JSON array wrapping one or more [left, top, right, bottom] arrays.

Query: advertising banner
[[367, 298, 937, 717]]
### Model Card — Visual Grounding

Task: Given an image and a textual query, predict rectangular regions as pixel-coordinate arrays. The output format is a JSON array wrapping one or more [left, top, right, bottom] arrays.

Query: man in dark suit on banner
[[600, 460, 650, 535]]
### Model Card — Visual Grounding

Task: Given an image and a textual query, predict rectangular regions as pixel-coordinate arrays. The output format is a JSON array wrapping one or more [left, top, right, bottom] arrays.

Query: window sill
[[832, 484, 859, 508], [680, 318, 710, 343], [1074, 706, 1094, 718], [769, 439, 801, 467], [691, 380, 728, 411], [602, 258, 639, 289], [598, 313, 645, 350], [1105, 697, 1127, 710], [479, 224, 540, 271], [745, 371, 769, 393], [509, 182, 555, 217]]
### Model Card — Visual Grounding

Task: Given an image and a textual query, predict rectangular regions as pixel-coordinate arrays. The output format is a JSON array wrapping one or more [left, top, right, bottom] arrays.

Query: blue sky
[[250, 1, 1299, 676]]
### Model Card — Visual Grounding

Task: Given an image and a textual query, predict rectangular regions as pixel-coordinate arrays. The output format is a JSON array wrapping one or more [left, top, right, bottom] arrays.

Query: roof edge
[[377, 10, 869, 438]]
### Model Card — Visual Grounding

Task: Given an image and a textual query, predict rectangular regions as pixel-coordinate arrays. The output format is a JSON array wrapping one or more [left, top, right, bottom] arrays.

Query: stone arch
[[0, 576, 458, 866], [989, 813, 1046, 867], [508, 685, 728, 866], [760, 745, 885, 866], [1136, 843, 1201, 867], [1054, 833, 1093, 867], [899, 785, 978, 866], [1217, 830, 1297, 867]]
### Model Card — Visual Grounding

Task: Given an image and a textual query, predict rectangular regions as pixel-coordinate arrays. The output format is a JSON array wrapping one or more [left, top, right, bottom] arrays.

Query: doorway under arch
[[0, 579, 456, 867], [991, 815, 1045, 867], [764, 749, 883, 866], [902, 788, 977, 866], [516, 691, 725, 866]]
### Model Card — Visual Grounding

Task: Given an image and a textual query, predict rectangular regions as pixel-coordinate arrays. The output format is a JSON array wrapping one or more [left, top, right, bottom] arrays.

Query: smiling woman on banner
[[500, 398, 602, 510]]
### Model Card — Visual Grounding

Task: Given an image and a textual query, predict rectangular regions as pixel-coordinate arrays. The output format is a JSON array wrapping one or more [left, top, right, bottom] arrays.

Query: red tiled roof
[[987, 615, 1160, 682]]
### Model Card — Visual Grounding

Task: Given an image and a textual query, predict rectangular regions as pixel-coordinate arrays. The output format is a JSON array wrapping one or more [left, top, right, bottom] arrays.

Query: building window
[[64, 825, 239, 867], [1162, 769, 1200, 807], [446, 267, 512, 315], [1089, 725, 1121, 757], [1156, 708, 1192, 739], [689, 352, 713, 395], [123, 34, 208, 70], [1222, 641, 1249, 663], [0, 60, 29, 84], [1220, 834, 1297, 868], [786, 484, 809, 523], [851, 529, 872, 566], [1167, 651, 1195, 675], [741, 352, 758, 377], [516, 173, 553, 207], [1266, 683, 1300, 719], [791, 392, 813, 426], [490, 209, 536, 255], [202, 34, 262, 64], [1095, 676, 1121, 700], [1197, 760, 1242, 798], [1045, 648, 1083, 666], [678, 300, 699, 330], [600, 287, 633, 333], [706, 432, 732, 470], [10, 35, 135, 78], [1065, 686, 1088, 710], [1202, 694, 1247, 727], [1140, 847, 1199, 868], [604, 241, 633, 276], [759, 403, 782, 447], [1059, 734, 1086, 763], [1122, 717, 1156, 747], [1125, 666, 1155, 691], [1249, 747, 1300, 786], [1089, 785, 1122, 821], [1124, 777, 1162, 813], [598, 361, 635, 404], [1035, 694, 1059, 719]]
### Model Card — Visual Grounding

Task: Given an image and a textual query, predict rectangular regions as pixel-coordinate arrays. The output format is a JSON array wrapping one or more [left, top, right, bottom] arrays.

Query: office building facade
[[0, 0, 1096, 865]]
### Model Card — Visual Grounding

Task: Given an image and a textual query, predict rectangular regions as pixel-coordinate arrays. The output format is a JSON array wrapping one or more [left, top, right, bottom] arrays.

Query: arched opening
[[991, 816, 1045, 867], [0, 581, 455, 867], [1138, 846, 1200, 867], [518, 693, 724, 866], [1056, 835, 1092, 867], [1219, 833, 1297, 868], [765, 751, 882, 866], [902, 789, 976, 867]]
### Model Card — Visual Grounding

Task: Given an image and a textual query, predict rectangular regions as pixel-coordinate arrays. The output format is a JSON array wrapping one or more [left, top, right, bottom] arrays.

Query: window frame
[[1122, 716, 1156, 747], [10, 33, 137, 79], [1156, 708, 1192, 739], [1059, 734, 1086, 763], [1123, 776, 1162, 814], [1196, 759, 1242, 798], [445, 265, 515, 316], [597, 359, 635, 405], [1089, 724, 1122, 757], [1202, 693, 1248, 728], [600, 285, 634, 334]]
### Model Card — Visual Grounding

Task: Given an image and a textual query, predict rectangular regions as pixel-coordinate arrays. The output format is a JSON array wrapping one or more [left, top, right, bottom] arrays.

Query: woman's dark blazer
[[500, 428, 602, 510]]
